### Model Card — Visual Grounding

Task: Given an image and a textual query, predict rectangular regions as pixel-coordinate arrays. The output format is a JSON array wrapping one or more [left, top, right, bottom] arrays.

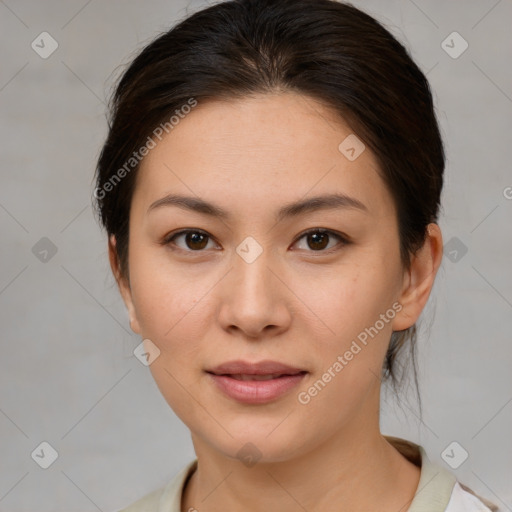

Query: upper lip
[[207, 360, 306, 376]]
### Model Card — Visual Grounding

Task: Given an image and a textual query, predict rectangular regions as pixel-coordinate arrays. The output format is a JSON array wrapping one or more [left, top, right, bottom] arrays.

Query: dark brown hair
[[93, 0, 444, 398]]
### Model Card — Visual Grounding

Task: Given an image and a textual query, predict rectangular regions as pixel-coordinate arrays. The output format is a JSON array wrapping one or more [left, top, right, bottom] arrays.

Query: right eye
[[163, 229, 219, 252]]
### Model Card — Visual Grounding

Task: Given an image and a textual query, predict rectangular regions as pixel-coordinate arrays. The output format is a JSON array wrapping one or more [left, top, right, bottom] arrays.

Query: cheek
[[296, 260, 392, 338], [291, 257, 398, 390], [292, 271, 392, 424], [130, 264, 209, 416], [128, 246, 207, 346]]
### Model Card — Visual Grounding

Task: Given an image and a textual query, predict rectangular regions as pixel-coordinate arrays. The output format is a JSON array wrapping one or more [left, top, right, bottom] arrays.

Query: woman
[[93, 0, 498, 510]]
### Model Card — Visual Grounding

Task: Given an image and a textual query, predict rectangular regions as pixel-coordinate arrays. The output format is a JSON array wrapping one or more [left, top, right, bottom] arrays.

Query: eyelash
[[161, 228, 350, 255]]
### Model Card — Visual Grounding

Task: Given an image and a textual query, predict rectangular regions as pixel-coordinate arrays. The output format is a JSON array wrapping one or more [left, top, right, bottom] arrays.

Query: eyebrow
[[147, 192, 369, 221]]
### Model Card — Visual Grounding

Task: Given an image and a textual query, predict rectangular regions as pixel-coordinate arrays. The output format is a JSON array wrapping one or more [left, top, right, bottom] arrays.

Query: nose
[[217, 247, 292, 339]]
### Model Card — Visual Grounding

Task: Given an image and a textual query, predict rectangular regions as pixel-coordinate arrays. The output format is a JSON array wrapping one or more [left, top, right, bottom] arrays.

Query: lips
[[205, 360, 308, 403], [228, 373, 295, 381], [206, 359, 306, 378], [207, 372, 307, 404]]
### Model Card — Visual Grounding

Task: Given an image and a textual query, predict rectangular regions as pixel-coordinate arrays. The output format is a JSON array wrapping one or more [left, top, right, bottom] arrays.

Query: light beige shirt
[[118, 436, 498, 512]]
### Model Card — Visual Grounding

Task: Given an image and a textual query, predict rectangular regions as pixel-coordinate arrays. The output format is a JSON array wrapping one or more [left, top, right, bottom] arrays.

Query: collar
[[385, 436, 456, 511], [157, 436, 458, 512]]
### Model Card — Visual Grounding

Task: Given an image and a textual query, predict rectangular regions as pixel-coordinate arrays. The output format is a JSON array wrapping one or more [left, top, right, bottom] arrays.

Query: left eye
[[293, 229, 347, 252]]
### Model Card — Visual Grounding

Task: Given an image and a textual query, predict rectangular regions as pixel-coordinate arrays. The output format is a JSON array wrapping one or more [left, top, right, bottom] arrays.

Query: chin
[[207, 420, 312, 465]]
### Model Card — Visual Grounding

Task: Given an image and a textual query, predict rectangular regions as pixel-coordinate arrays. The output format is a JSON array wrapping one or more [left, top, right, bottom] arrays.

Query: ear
[[392, 223, 443, 331], [108, 234, 141, 335]]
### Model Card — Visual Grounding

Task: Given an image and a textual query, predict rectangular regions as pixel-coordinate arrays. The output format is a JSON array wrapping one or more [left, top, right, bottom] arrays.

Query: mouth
[[205, 361, 308, 404], [207, 371, 307, 381], [206, 359, 307, 376]]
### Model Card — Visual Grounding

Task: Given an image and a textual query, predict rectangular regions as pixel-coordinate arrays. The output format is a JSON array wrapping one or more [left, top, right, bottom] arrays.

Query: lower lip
[[207, 372, 307, 404]]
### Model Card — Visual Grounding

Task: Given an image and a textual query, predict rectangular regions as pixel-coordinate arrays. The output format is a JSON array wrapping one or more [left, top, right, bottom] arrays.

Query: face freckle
[[118, 92, 409, 462]]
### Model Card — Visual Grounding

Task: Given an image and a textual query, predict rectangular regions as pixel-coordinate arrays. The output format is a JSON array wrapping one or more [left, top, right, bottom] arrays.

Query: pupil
[[187, 232, 208, 250], [309, 232, 328, 250]]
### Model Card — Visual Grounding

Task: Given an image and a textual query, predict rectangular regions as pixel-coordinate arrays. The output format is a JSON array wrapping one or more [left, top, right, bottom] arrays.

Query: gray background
[[1, 0, 511, 511]]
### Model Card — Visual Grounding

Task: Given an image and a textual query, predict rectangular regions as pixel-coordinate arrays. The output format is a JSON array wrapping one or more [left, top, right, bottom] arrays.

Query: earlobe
[[108, 235, 141, 335], [392, 223, 443, 332]]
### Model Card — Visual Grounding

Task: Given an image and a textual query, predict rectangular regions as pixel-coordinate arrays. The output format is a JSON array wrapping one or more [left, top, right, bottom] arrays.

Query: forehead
[[133, 92, 395, 220]]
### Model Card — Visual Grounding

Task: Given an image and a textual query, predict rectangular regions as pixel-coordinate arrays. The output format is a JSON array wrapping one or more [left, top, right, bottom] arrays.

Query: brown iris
[[185, 232, 209, 250], [306, 231, 330, 250]]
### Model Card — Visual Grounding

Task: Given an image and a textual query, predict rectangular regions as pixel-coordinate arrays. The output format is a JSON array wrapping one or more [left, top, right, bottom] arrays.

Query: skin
[[109, 92, 443, 511]]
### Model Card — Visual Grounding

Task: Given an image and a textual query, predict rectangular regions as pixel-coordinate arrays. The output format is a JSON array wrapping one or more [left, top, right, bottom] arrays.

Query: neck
[[182, 409, 420, 511]]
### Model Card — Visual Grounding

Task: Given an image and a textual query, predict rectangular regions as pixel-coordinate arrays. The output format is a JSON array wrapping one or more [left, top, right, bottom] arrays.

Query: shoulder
[[117, 486, 164, 512], [446, 482, 499, 512], [116, 459, 198, 512], [385, 436, 498, 512]]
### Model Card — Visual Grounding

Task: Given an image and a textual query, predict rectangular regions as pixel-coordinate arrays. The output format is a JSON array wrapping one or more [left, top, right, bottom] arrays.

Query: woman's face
[[113, 92, 433, 463]]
